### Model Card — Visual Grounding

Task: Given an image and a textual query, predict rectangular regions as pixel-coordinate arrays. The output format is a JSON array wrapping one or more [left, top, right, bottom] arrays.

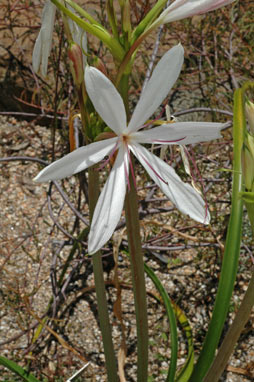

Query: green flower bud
[[242, 133, 254, 190], [245, 100, 254, 135]]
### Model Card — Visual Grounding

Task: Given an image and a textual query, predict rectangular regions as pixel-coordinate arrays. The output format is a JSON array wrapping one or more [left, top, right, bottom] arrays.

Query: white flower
[[152, 0, 235, 27], [32, 1, 87, 76], [34, 44, 224, 254]]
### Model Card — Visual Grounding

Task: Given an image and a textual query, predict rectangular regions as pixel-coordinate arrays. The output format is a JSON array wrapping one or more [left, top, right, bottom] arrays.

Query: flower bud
[[242, 133, 254, 190], [91, 56, 107, 76], [68, 42, 84, 86], [122, 0, 131, 38], [245, 100, 254, 135]]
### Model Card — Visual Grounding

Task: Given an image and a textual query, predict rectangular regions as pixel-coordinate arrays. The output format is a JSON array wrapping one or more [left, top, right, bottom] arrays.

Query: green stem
[[115, 28, 150, 86], [106, 0, 119, 40], [246, 201, 254, 235], [131, 0, 168, 42], [117, 72, 130, 116], [204, 270, 254, 382], [62, 0, 101, 26], [189, 89, 245, 381], [89, 167, 118, 382], [125, 167, 148, 382]]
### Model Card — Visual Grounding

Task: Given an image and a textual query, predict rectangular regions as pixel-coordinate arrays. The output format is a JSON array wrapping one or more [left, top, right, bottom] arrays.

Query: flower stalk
[[124, 160, 148, 382], [68, 40, 118, 380], [88, 166, 118, 382]]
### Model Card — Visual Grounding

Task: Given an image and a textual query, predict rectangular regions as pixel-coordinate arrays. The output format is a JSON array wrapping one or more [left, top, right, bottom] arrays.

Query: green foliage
[[0, 356, 40, 382]]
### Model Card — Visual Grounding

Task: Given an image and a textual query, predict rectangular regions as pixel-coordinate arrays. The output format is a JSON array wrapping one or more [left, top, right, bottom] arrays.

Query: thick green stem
[[117, 73, 130, 116], [190, 89, 245, 382], [89, 167, 118, 382], [115, 28, 151, 86], [124, 168, 148, 382], [204, 270, 254, 382]]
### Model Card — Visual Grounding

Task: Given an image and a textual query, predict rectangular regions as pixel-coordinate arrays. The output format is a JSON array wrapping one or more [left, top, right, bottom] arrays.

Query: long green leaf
[[144, 263, 178, 382], [174, 303, 194, 382], [190, 86, 245, 381], [0, 356, 40, 382]]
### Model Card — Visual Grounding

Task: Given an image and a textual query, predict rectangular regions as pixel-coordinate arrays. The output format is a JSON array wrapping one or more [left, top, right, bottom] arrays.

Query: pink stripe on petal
[[139, 152, 168, 185], [97, 141, 119, 171], [154, 136, 186, 144]]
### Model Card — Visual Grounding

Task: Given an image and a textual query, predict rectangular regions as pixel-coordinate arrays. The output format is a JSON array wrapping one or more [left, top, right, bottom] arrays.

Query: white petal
[[32, 1, 56, 76], [85, 66, 126, 135], [32, 33, 42, 74], [88, 147, 128, 254], [131, 143, 210, 224], [127, 44, 184, 132], [34, 138, 118, 182], [157, 0, 235, 24], [132, 122, 223, 145]]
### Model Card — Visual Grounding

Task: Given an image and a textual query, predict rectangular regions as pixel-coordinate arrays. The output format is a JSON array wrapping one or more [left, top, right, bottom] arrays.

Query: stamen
[[139, 105, 167, 130], [97, 141, 119, 171]]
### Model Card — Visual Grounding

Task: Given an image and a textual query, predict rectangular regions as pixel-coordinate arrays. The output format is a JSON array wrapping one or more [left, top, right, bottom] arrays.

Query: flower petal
[[127, 44, 184, 132], [132, 122, 224, 145], [85, 66, 126, 135], [156, 0, 235, 24], [32, 1, 56, 76], [88, 147, 128, 254], [130, 142, 210, 224], [34, 138, 118, 182]]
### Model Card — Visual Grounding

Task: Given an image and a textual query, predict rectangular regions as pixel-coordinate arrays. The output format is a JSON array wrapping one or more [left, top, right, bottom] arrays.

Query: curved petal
[[127, 44, 184, 132], [85, 66, 126, 135], [131, 142, 210, 224], [157, 0, 235, 24], [88, 147, 128, 254], [34, 138, 118, 182], [32, 1, 56, 76], [132, 122, 223, 145]]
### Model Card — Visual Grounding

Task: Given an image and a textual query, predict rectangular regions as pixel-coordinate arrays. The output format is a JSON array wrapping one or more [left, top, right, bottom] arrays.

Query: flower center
[[121, 133, 131, 145]]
